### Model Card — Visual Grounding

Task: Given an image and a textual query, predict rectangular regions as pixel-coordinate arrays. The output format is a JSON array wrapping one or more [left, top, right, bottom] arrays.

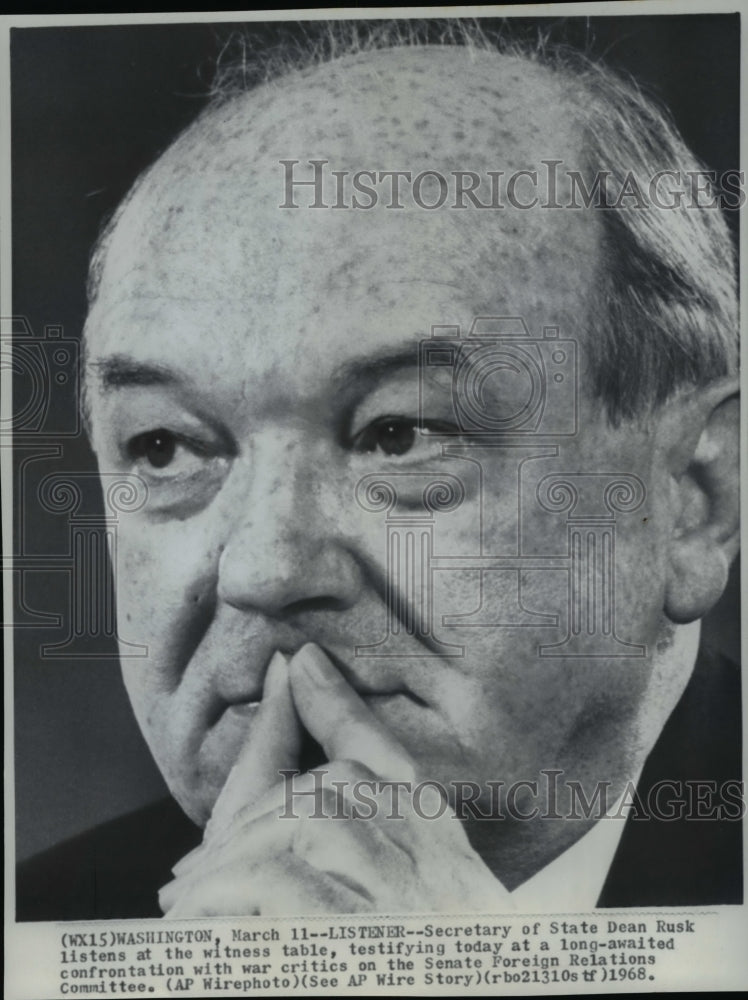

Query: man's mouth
[[219, 644, 428, 717], [224, 698, 261, 715], [225, 687, 427, 714], [322, 646, 429, 706]]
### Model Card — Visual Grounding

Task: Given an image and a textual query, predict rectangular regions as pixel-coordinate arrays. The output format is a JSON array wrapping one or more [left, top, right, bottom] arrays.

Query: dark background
[[11, 13, 741, 862]]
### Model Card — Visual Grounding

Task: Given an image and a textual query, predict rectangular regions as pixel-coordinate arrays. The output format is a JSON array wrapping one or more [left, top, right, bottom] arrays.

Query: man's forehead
[[179, 46, 580, 172], [86, 44, 599, 361], [97, 46, 588, 259]]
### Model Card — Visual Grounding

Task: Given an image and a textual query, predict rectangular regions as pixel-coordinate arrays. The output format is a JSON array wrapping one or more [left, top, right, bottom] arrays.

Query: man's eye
[[126, 429, 201, 473], [127, 429, 178, 469], [351, 416, 455, 457], [120, 427, 230, 514]]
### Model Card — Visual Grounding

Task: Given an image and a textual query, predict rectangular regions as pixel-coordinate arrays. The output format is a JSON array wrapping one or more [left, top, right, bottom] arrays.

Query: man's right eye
[[127, 429, 178, 469], [119, 425, 231, 515], [125, 428, 214, 481]]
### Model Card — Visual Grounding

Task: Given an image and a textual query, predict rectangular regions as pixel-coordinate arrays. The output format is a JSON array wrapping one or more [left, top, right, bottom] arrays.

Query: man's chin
[[164, 743, 243, 828], [169, 778, 216, 829]]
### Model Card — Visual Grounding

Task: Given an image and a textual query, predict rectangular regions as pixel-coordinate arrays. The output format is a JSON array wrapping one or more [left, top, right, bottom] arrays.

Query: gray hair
[[86, 19, 738, 424]]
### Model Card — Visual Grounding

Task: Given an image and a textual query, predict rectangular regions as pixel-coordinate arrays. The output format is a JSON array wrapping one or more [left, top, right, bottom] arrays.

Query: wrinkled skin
[[85, 48, 737, 912]]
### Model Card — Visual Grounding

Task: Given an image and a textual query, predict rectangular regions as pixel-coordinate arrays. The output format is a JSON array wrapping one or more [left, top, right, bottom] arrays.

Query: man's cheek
[[430, 565, 567, 650], [610, 513, 669, 642], [114, 520, 221, 667]]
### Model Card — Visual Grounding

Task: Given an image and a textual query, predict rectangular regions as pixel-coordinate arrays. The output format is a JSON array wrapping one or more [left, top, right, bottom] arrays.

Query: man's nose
[[216, 435, 362, 617]]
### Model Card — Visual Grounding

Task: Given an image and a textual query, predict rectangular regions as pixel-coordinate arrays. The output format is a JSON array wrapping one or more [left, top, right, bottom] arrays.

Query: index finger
[[206, 650, 302, 840], [288, 643, 417, 783]]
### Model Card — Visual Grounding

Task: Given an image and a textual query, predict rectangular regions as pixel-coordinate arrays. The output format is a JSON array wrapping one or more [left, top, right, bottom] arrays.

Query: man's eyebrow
[[90, 346, 424, 395], [88, 355, 183, 389], [331, 347, 421, 393]]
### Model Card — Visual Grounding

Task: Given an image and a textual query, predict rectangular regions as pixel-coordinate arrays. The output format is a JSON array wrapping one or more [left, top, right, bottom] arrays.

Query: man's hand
[[159, 644, 510, 916]]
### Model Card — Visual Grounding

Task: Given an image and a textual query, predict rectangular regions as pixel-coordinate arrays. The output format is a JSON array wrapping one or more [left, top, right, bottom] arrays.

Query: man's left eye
[[350, 416, 455, 458]]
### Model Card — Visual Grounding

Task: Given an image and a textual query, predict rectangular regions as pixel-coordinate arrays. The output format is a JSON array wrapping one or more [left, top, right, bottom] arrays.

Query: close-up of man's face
[[81, 43, 737, 887], [8, 12, 742, 943], [83, 51, 665, 814]]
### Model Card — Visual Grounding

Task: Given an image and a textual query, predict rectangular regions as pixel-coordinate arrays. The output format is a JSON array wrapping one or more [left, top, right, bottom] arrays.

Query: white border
[[2, 4, 745, 997]]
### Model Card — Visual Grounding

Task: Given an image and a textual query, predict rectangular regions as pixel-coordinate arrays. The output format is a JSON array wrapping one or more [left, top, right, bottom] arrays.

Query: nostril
[[216, 533, 361, 616]]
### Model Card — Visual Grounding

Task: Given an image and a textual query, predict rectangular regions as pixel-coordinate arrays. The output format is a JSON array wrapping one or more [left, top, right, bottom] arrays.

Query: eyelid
[[124, 419, 235, 455], [418, 419, 461, 434], [347, 413, 411, 449], [347, 415, 461, 459], [349, 414, 457, 440], [102, 390, 238, 453], [122, 429, 233, 492], [125, 429, 211, 462], [128, 428, 195, 453]]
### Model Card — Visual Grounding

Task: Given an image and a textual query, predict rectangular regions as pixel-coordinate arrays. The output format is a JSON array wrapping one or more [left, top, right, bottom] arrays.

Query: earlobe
[[663, 381, 739, 624], [665, 538, 732, 624]]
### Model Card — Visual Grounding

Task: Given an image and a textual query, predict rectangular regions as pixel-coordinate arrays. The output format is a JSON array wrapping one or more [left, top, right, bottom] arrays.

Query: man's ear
[[660, 378, 739, 624]]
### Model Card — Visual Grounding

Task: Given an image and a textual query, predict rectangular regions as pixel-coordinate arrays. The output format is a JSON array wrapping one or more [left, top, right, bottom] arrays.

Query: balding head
[[85, 44, 605, 412], [86, 38, 737, 426]]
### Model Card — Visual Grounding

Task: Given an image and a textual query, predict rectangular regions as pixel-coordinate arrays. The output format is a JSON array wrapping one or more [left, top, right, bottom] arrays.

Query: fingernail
[[263, 650, 290, 698], [293, 643, 337, 685]]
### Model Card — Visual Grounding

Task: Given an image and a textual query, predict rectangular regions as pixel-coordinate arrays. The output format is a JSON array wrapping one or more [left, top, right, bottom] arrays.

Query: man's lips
[[217, 645, 429, 718], [321, 646, 430, 705], [225, 688, 427, 713], [225, 699, 262, 715]]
